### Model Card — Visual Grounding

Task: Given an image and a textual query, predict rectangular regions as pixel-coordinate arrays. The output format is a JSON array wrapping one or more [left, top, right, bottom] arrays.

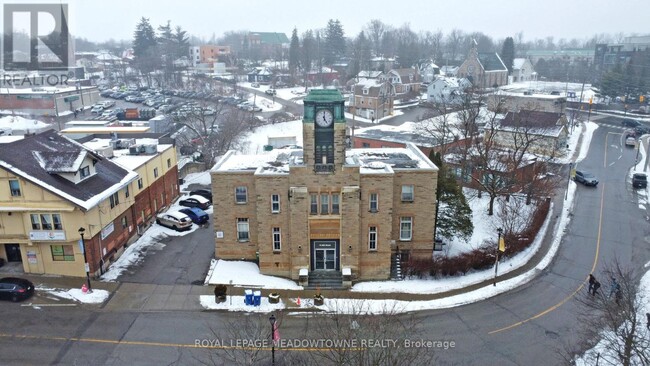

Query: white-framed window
[[271, 194, 280, 213], [237, 218, 249, 241], [310, 194, 318, 215], [109, 192, 119, 208], [80, 166, 90, 179], [235, 186, 247, 204], [369, 193, 378, 212], [30, 213, 63, 230], [8, 179, 21, 196], [400, 217, 413, 241], [368, 226, 377, 250], [331, 194, 339, 214], [272, 227, 281, 251], [153, 167, 159, 178], [320, 193, 329, 215], [401, 185, 414, 202]]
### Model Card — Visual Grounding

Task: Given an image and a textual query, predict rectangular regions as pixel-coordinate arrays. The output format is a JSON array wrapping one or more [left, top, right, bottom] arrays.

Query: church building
[[211, 89, 438, 285]]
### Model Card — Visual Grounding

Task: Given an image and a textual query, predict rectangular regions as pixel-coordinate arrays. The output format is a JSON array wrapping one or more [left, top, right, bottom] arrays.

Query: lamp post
[[78, 227, 93, 293], [493, 228, 503, 286], [566, 162, 573, 200], [269, 314, 276, 365]]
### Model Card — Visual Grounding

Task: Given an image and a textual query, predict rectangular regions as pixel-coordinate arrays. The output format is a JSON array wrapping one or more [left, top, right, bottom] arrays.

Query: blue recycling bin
[[244, 289, 253, 305], [253, 291, 261, 306]]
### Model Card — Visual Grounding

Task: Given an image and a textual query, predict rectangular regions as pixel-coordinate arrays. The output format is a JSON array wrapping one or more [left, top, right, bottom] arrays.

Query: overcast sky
[[57, 0, 647, 44]]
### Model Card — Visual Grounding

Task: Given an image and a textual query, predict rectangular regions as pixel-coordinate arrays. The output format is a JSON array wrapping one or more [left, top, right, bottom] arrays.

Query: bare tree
[[365, 19, 387, 57], [565, 259, 650, 366], [445, 29, 464, 63]]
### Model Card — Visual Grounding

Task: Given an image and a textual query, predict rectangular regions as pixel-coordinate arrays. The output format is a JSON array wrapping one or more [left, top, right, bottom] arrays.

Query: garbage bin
[[244, 289, 253, 305], [253, 291, 261, 306]]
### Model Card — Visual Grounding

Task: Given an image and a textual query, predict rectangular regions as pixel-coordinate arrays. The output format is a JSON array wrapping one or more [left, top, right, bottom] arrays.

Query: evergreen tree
[[430, 151, 474, 242], [133, 17, 157, 58], [301, 30, 316, 83], [289, 27, 300, 77], [324, 19, 345, 64], [174, 26, 189, 60], [501, 37, 515, 75]]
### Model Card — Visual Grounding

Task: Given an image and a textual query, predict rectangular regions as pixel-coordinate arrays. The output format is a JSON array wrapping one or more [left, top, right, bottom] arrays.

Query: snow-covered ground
[[344, 110, 404, 124], [37, 286, 110, 304], [205, 259, 303, 290], [239, 119, 303, 154], [200, 295, 285, 313]]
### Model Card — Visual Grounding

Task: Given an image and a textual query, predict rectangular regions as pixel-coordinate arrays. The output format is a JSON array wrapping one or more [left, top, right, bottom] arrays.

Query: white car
[[101, 100, 115, 109], [90, 105, 104, 114], [625, 136, 636, 147], [156, 211, 193, 231]]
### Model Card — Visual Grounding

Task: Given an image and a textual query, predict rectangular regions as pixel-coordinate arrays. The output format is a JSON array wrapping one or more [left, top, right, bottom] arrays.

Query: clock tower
[[302, 89, 347, 172]]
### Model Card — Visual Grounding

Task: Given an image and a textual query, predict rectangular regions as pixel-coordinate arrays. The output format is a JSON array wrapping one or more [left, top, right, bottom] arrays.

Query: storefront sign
[[26, 250, 37, 264], [101, 222, 114, 240], [29, 231, 66, 241]]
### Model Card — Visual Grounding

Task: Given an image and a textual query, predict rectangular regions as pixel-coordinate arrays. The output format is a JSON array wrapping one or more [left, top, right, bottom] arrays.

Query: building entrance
[[311, 240, 339, 271]]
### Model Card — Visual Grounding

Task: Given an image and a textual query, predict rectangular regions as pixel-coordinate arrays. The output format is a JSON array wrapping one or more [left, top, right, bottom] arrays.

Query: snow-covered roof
[[33, 150, 88, 173], [0, 130, 137, 211], [82, 137, 173, 171], [0, 116, 50, 131], [512, 58, 528, 70], [357, 70, 383, 78], [212, 143, 436, 176]]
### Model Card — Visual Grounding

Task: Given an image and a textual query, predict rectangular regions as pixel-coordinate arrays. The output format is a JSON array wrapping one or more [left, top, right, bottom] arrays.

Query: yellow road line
[[488, 183, 605, 335], [0, 332, 365, 352]]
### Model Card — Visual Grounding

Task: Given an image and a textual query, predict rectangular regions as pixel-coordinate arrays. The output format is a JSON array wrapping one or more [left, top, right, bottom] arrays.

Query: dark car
[[633, 173, 648, 188], [0, 277, 35, 302], [635, 126, 650, 136], [178, 207, 209, 225], [574, 170, 599, 186], [189, 189, 212, 202], [178, 195, 211, 210], [622, 118, 641, 128]]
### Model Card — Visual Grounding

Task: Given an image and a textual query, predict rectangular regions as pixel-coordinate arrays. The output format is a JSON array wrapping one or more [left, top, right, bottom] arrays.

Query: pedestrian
[[608, 278, 620, 299], [592, 281, 601, 296], [371, 116, 375, 124], [588, 274, 596, 294], [73, 110, 77, 118]]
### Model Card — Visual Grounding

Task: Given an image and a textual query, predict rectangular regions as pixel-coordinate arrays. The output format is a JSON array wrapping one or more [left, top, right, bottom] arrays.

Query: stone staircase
[[306, 270, 343, 289], [390, 253, 403, 280]]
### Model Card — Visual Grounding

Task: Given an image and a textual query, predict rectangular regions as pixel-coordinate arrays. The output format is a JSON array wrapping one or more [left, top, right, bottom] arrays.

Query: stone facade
[[212, 90, 438, 282]]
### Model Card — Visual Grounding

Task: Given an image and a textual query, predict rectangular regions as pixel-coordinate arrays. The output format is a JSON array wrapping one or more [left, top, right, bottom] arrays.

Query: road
[[1, 114, 649, 365]]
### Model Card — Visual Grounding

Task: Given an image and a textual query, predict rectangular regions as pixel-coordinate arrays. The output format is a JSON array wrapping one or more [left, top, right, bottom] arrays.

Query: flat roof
[[61, 127, 150, 133], [82, 137, 172, 170]]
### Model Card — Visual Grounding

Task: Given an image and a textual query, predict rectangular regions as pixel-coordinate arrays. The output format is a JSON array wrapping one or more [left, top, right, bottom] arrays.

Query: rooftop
[[82, 137, 173, 171]]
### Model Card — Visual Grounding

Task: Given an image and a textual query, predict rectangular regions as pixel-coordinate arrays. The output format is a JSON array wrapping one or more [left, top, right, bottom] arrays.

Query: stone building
[[212, 90, 438, 285]]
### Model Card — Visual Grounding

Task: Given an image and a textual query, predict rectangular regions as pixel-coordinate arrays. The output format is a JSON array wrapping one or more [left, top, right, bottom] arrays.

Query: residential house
[[512, 58, 535, 82], [0, 131, 178, 277], [349, 79, 396, 120], [306, 67, 340, 85], [488, 110, 569, 156], [440, 66, 459, 77], [211, 89, 438, 283], [381, 68, 420, 97], [426, 77, 472, 104], [418, 61, 441, 83], [247, 67, 274, 83], [458, 40, 508, 89]]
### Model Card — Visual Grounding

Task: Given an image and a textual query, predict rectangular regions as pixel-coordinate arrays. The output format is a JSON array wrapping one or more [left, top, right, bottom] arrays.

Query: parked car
[[633, 172, 648, 188], [251, 82, 260, 88], [247, 105, 263, 112], [179, 195, 211, 210], [625, 136, 637, 147], [635, 126, 650, 135], [90, 105, 104, 114], [574, 170, 599, 186], [101, 100, 115, 108], [622, 118, 641, 128], [189, 189, 212, 202], [265, 88, 277, 95], [178, 207, 209, 225], [156, 211, 193, 231], [0, 277, 35, 302]]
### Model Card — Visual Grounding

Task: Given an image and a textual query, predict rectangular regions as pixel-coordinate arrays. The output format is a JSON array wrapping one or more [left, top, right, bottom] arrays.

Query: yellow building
[[0, 131, 178, 277]]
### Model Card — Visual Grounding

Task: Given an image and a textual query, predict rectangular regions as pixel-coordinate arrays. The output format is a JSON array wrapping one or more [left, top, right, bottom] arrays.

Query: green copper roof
[[303, 89, 344, 103]]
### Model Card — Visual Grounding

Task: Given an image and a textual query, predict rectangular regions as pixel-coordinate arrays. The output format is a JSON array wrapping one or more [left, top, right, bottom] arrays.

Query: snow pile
[[39, 287, 110, 304], [206, 260, 303, 290]]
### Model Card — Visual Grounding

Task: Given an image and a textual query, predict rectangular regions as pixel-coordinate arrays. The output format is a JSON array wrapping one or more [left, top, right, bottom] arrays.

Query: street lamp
[[493, 228, 503, 286], [269, 314, 276, 365], [78, 227, 93, 293]]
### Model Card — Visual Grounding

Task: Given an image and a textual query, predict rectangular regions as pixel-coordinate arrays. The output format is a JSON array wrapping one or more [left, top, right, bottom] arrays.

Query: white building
[[190, 46, 200, 67], [426, 77, 472, 104], [512, 58, 535, 82]]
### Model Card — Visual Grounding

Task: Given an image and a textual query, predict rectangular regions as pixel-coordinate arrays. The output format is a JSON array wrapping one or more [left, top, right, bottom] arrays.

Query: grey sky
[[59, 0, 647, 44]]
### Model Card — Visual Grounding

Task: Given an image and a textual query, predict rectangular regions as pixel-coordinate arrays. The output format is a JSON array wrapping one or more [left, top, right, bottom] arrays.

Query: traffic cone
[[296, 297, 301, 306], [81, 283, 88, 294]]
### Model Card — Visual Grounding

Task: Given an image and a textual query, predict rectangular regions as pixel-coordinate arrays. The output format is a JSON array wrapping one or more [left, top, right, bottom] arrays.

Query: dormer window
[[363, 88, 369, 95], [80, 166, 90, 179]]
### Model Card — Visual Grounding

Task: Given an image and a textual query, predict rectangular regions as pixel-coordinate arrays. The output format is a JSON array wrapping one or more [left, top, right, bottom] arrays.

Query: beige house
[[212, 89, 438, 285], [458, 40, 508, 89], [349, 79, 396, 120], [489, 111, 569, 156], [381, 68, 420, 96], [0, 131, 178, 277]]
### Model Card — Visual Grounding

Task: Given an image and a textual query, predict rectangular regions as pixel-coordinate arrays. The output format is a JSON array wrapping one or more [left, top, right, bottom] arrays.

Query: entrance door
[[311, 240, 338, 271], [4, 244, 22, 262]]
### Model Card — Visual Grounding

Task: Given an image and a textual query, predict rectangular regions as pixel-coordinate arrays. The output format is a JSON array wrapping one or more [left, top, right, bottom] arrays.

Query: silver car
[[156, 211, 193, 231]]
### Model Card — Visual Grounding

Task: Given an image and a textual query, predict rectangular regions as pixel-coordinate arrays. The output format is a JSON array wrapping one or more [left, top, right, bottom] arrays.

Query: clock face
[[315, 109, 334, 128]]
